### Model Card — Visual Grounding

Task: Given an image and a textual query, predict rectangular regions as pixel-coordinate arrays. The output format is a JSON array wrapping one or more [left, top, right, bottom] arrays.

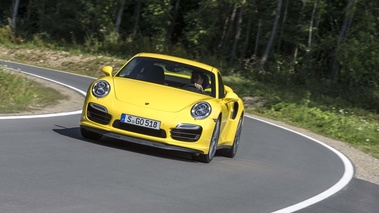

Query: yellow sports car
[[80, 53, 244, 163]]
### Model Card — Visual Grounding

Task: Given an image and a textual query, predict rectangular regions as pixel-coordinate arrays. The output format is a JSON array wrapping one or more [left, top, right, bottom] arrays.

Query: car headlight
[[191, 102, 212, 119], [92, 80, 110, 98]]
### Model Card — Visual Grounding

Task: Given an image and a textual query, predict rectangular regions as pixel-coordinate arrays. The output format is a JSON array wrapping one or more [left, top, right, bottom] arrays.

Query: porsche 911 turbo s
[[80, 53, 244, 163]]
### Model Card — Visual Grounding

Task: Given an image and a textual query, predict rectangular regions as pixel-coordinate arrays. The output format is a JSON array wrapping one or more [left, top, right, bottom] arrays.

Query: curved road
[[1, 61, 378, 213]]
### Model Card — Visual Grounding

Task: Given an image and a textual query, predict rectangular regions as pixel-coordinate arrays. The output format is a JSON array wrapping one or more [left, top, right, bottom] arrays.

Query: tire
[[192, 118, 220, 163], [219, 116, 243, 158], [80, 127, 103, 140]]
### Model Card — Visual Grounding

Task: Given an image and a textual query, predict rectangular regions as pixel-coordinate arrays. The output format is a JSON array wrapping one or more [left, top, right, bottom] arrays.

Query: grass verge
[[0, 68, 65, 114], [224, 74, 379, 159]]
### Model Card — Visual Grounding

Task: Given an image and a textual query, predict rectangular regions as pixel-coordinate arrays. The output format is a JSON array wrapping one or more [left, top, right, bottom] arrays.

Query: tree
[[115, 0, 126, 34], [260, 0, 283, 68], [277, 0, 289, 52], [338, 0, 379, 89], [11, 0, 20, 32], [218, 2, 238, 56], [167, 0, 181, 43], [331, 0, 356, 83], [230, 4, 244, 62], [131, 0, 142, 39]]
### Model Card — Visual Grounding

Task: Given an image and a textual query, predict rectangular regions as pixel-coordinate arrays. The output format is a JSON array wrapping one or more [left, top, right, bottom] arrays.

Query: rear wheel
[[219, 116, 243, 158], [192, 118, 220, 163], [80, 127, 103, 140]]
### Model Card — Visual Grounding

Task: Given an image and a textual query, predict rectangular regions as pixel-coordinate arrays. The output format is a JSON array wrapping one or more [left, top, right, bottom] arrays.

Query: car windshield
[[116, 57, 216, 97]]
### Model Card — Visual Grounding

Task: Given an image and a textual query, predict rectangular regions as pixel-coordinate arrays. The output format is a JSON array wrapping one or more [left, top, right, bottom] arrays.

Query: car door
[[216, 73, 231, 141]]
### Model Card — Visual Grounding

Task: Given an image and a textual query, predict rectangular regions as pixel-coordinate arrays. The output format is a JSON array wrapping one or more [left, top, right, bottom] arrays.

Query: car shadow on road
[[52, 125, 199, 163]]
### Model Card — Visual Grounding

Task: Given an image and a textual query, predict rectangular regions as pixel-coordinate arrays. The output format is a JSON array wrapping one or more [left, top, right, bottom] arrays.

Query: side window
[[218, 73, 225, 99], [117, 58, 140, 77]]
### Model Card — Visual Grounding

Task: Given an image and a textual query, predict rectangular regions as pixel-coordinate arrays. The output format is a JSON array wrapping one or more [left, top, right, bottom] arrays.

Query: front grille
[[87, 103, 112, 124], [112, 120, 167, 138], [170, 128, 202, 142]]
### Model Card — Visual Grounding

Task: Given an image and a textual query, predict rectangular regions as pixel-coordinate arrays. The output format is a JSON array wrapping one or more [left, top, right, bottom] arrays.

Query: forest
[[1, 0, 379, 112]]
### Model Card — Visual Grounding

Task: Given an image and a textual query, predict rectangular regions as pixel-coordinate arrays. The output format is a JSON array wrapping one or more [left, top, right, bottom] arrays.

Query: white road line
[[245, 115, 355, 213], [0, 59, 94, 79], [0, 110, 83, 119]]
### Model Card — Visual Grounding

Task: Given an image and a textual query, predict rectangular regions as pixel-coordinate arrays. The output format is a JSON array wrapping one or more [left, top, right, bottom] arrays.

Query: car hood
[[112, 78, 209, 112]]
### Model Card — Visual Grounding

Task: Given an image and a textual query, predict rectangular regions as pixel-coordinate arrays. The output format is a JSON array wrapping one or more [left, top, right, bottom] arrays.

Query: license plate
[[121, 114, 161, 130]]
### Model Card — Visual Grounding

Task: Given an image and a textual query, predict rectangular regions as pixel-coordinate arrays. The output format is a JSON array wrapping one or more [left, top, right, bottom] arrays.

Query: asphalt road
[[1, 60, 378, 213]]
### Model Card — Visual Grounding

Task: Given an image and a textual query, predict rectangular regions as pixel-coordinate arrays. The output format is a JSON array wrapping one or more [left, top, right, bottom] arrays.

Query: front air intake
[[170, 125, 202, 142], [87, 103, 112, 124]]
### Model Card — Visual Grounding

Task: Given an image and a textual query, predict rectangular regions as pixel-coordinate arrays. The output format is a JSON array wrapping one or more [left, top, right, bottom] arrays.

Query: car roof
[[135, 52, 217, 74]]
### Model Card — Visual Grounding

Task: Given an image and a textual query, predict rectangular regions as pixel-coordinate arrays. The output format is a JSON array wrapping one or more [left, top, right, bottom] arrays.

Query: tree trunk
[[11, 0, 21, 31], [305, 0, 318, 75], [231, 5, 244, 62], [218, 9, 231, 49], [277, 0, 289, 52], [218, 4, 237, 51], [27, 0, 33, 20], [115, 0, 126, 34], [167, 0, 181, 42], [291, 1, 307, 72], [240, 15, 252, 67], [307, 0, 318, 50], [260, 0, 283, 68], [131, 0, 142, 39], [253, 19, 261, 58], [331, 0, 356, 83]]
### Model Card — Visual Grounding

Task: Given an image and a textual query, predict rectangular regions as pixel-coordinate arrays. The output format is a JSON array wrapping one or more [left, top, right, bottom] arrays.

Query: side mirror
[[101, 66, 113, 76], [224, 85, 233, 93], [224, 89, 239, 103]]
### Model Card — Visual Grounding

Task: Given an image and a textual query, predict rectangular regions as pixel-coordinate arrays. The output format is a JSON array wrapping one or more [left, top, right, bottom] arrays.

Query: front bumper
[[80, 125, 204, 154], [80, 101, 217, 154]]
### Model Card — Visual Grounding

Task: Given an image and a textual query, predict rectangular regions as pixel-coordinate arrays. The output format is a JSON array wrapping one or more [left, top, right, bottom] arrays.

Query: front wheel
[[192, 118, 220, 163], [219, 116, 243, 158], [80, 127, 103, 140]]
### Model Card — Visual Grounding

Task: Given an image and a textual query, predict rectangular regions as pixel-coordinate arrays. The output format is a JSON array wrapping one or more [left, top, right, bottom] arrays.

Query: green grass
[[0, 69, 65, 113], [224, 75, 379, 159]]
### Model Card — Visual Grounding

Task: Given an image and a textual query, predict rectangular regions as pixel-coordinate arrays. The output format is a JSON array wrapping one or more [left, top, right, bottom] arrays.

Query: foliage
[[260, 102, 379, 159], [223, 75, 379, 159], [2, 1, 378, 78]]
